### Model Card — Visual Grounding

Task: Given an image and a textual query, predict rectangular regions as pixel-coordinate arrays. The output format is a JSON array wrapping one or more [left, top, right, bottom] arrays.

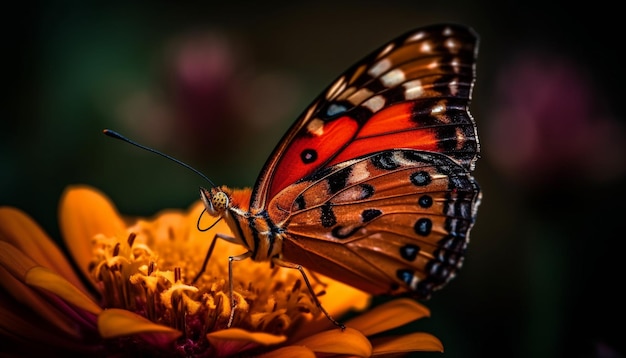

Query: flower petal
[[257, 345, 316, 358], [0, 240, 36, 278], [0, 242, 87, 336], [0, 266, 82, 338], [317, 275, 371, 316], [346, 298, 430, 336], [0, 305, 94, 354], [206, 328, 286, 345], [294, 327, 372, 357], [98, 308, 182, 347], [206, 328, 287, 357], [0, 207, 85, 289], [59, 185, 127, 283], [25, 266, 102, 315], [371, 332, 444, 355]]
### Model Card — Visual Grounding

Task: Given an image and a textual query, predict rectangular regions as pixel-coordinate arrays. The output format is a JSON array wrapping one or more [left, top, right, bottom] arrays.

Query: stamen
[[127, 232, 137, 247]]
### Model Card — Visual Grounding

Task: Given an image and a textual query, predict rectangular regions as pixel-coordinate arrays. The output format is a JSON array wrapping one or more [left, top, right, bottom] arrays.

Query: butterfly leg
[[192, 232, 245, 283], [227, 251, 253, 327], [306, 269, 329, 289], [272, 257, 346, 330]]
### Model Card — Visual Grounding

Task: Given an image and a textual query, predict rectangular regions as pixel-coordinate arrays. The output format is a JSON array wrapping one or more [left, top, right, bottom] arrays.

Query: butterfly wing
[[251, 24, 479, 209], [269, 149, 480, 297]]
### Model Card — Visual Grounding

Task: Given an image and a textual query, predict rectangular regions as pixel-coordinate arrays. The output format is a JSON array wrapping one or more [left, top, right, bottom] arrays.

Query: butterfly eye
[[200, 187, 229, 215], [212, 191, 229, 211]]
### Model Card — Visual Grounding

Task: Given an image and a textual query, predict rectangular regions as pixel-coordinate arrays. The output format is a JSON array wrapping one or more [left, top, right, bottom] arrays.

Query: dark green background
[[3, 1, 624, 357]]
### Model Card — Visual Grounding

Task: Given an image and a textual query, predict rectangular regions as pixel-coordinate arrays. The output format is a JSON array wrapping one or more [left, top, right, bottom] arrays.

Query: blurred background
[[2, 1, 624, 357]]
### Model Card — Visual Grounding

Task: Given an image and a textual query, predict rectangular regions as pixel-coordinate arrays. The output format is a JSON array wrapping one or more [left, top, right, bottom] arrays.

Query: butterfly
[[196, 23, 482, 325], [106, 23, 482, 327]]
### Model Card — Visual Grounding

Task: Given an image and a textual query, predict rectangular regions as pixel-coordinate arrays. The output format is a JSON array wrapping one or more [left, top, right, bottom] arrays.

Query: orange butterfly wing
[[269, 150, 480, 297], [251, 24, 479, 209], [245, 24, 481, 299]]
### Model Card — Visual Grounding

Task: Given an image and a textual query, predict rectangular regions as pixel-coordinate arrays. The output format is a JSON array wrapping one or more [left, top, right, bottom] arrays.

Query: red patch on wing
[[330, 103, 439, 165], [268, 117, 359, 199]]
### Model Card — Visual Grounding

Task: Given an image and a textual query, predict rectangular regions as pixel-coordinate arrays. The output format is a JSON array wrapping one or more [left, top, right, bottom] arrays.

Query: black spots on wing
[[331, 225, 360, 239], [320, 202, 336, 228], [414, 218, 432, 236], [294, 194, 306, 211], [410, 171, 431, 186], [300, 149, 318, 164], [400, 244, 420, 262], [371, 151, 400, 170], [396, 269, 414, 286], [361, 208, 382, 223], [326, 166, 352, 194], [418, 195, 433, 208]]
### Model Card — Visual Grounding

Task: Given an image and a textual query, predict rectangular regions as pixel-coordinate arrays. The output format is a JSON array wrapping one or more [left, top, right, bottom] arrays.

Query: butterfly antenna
[[103, 129, 217, 188]]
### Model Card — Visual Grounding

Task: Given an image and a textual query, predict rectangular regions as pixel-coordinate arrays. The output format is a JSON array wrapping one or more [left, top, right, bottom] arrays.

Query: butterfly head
[[199, 186, 229, 216]]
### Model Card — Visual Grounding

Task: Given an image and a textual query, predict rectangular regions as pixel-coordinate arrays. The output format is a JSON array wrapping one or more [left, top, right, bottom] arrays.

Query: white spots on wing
[[443, 26, 453, 36], [349, 160, 371, 184], [334, 187, 362, 203], [420, 41, 432, 53], [362, 95, 385, 113], [380, 68, 406, 87], [348, 87, 374, 106], [445, 38, 460, 53], [450, 57, 461, 73], [307, 118, 325, 136], [403, 79, 424, 99], [377, 43, 395, 59], [327, 76, 346, 99], [449, 78, 459, 96], [407, 31, 427, 42], [368, 58, 392, 77], [409, 274, 420, 290], [334, 161, 371, 202], [394, 151, 415, 166], [431, 100, 447, 116]]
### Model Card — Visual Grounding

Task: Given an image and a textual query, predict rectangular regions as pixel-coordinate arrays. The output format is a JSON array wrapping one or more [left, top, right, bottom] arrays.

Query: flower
[[0, 185, 443, 356]]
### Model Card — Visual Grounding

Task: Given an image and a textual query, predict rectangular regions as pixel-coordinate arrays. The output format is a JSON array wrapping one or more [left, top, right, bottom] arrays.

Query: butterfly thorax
[[200, 186, 284, 262]]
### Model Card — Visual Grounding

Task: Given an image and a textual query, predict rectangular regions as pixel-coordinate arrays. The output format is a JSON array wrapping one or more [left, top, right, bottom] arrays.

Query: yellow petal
[[317, 276, 371, 316], [206, 328, 286, 345], [346, 298, 430, 336], [258, 345, 316, 358], [98, 308, 181, 340], [372, 332, 444, 354], [59, 185, 126, 284], [0, 208, 85, 289], [206, 328, 287, 356], [0, 242, 81, 334], [294, 327, 372, 357], [25, 266, 102, 315]]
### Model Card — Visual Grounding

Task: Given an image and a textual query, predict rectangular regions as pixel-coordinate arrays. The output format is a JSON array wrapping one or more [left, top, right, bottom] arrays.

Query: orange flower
[[0, 185, 443, 356]]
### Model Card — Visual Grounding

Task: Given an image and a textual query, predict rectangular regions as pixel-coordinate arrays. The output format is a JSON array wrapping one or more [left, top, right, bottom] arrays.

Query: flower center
[[88, 219, 323, 343]]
